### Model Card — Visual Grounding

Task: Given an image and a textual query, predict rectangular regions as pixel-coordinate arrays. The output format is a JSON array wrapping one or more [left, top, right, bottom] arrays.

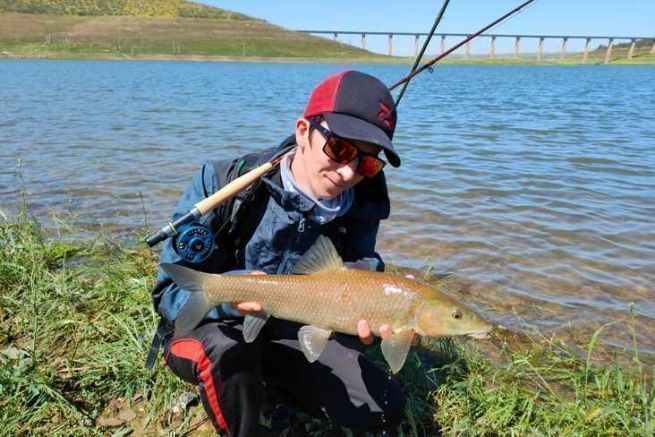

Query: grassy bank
[[1, 211, 654, 435], [0, 12, 385, 61], [2, 12, 654, 64]]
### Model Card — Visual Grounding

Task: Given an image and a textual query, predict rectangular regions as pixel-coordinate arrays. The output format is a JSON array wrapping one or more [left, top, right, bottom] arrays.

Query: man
[[151, 70, 405, 436]]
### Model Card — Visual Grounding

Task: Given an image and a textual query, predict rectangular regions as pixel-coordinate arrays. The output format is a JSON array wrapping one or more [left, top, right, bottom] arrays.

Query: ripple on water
[[2, 61, 655, 353]]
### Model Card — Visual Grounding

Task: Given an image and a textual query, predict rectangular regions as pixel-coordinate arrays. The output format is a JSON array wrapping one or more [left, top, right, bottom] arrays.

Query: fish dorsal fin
[[297, 325, 332, 362], [243, 312, 270, 343], [381, 330, 415, 374], [292, 235, 343, 275]]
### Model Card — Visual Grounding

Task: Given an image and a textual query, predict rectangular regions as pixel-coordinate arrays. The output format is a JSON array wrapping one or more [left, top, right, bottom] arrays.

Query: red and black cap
[[304, 70, 400, 167]]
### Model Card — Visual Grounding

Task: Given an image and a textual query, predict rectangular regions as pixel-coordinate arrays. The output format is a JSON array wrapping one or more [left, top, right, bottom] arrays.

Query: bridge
[[296, 30, 655, 63]]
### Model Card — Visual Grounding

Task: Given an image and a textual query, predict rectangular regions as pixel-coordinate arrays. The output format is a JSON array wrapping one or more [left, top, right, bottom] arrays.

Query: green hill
[[0, 1, 388, 61], [0, 0, 253, 19]]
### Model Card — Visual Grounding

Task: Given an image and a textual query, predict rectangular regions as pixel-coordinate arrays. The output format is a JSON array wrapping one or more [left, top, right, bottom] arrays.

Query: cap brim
[[323, 112, 400, 167]]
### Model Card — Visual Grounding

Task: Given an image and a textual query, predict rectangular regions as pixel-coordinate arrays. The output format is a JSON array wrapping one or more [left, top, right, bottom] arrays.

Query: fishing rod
[[145, 0, 537, 252], [389, 0, 536, 91], [144, 154, 286, 248], [395, 0, 451, 106]]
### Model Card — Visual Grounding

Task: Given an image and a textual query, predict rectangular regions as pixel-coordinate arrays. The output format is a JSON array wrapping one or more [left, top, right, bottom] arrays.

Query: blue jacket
[[152, 136, 391, 324]]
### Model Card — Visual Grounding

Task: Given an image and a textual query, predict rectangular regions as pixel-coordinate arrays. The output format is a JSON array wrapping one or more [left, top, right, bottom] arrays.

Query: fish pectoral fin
[[381, 330, 415, 374], [243, 312, 270, 343], [292, 235, 343, 275], [297, 325, 332, 362]]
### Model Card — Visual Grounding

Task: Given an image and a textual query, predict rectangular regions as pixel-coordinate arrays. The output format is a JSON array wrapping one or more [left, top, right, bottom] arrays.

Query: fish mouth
[[467, 331, 491, 340]]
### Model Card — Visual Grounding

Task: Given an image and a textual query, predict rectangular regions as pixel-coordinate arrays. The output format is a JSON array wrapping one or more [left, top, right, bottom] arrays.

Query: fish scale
[[202, 268, 421, 335], [162, 235, 492, 373]]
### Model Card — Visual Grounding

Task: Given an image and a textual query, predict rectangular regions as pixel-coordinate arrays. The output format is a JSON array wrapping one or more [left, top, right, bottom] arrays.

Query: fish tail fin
[[161, 263, 217, 336], [176, 292, 213, 336]]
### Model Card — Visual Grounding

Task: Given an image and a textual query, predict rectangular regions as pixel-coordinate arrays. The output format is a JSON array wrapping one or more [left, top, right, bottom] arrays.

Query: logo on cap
[[377, 101, 395, 129]]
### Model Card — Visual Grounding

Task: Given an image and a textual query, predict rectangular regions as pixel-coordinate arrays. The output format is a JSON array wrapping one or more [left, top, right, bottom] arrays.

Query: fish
[[162, 235, 492, 373]]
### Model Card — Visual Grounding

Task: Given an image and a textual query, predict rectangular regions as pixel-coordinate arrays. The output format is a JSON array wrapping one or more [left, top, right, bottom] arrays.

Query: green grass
[[0, 12, 388, 61], [2, 12, 653, 64], [0, 0, 255, 19], [1, 209, 653, 435]]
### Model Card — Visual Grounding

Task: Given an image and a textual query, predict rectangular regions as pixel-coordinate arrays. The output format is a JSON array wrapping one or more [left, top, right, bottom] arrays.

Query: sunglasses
[[307, 118, 386, 178]]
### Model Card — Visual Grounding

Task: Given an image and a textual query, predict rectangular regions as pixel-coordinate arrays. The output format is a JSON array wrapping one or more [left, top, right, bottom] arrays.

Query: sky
[[202, 0, 655, 56]]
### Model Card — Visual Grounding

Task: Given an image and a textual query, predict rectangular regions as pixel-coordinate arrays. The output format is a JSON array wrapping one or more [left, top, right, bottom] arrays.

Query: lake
[[1, 60, 654, 353]]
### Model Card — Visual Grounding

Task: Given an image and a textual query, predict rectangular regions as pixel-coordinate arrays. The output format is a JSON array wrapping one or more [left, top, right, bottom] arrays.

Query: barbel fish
[[162, 235, 492, 373]]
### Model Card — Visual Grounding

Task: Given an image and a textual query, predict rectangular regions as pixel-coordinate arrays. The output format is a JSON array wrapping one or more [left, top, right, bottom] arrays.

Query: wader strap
[[145, 318, 172, 369]]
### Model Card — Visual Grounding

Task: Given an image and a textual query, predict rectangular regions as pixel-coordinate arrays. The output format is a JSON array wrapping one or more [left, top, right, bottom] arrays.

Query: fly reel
[[173, 224, 215, 263]]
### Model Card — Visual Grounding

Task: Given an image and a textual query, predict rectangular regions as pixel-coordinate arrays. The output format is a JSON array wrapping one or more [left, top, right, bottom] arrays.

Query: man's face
[[292, 118, 381, 200]]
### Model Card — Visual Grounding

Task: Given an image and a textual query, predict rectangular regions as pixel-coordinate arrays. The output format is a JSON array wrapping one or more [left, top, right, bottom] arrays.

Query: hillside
[[0, 1, 386, 61], [0, 0, 253, 19]]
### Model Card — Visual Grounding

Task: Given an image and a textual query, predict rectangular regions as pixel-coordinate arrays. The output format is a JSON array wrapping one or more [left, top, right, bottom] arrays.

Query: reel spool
[[173, 224, 215, 263]]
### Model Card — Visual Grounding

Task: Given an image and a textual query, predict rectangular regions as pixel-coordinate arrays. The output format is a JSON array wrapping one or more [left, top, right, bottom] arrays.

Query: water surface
[[1, 60, 654, 353]]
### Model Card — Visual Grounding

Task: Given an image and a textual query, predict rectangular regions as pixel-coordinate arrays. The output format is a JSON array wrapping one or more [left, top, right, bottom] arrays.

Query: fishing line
[[449, 0, 540, 61], [395, 0, 452, 106], [481, 0, 540, 35], [389, 0, 538, 91]]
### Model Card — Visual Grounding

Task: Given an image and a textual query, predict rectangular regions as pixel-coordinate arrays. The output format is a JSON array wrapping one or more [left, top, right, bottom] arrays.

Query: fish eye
[[452, 309, 463, 320]]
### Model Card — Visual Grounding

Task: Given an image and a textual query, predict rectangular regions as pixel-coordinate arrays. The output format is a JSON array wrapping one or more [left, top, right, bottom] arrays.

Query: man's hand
[[358, 320, 393, 345], [234, 270, 266, 316], [235, 301, 263, 315], [357, 274, 414, 345]]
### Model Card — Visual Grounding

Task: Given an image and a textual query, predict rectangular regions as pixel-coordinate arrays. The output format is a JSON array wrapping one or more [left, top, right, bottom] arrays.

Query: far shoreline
[[2, 51, 655, 65]]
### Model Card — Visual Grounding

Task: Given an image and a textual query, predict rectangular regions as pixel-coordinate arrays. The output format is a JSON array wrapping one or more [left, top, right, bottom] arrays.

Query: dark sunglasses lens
[[358, 155, 385, 177], [325, 138, 358, 163]]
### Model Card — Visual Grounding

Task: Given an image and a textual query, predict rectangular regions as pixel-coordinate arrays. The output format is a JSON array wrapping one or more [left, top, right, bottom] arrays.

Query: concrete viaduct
[[296, 30, 655, 63]]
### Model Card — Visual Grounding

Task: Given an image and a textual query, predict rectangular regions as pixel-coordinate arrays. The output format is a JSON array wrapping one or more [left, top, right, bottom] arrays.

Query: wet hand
[[234, 271, 266, 315], [235, 301, 262, 315], [357, 320, 393, 345], [356, 275, 415, 345]]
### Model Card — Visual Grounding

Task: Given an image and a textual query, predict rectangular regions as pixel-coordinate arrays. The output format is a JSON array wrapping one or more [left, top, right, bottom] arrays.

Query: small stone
[[173, 391, 199, 413], [118, 409, 137, 422], [1, 346, 29, 360], [97, 416, 125, 428], [111, 427, 133, 437]]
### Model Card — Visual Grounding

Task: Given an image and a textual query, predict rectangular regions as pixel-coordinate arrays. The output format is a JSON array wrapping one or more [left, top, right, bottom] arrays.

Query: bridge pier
[[583, 38, 591, 63], [560, 37, 568, 60], [296, 30, 651, 62], [627, 39, 636, 59], [604, 38, 614, 64]]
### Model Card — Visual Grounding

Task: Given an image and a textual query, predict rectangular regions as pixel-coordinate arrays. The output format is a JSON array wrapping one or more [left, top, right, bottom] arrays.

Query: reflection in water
[[1, 60, 654, 353]]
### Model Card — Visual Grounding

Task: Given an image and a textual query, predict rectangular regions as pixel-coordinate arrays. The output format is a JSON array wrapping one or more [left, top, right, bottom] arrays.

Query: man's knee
[[165, 337, 216, 384]]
